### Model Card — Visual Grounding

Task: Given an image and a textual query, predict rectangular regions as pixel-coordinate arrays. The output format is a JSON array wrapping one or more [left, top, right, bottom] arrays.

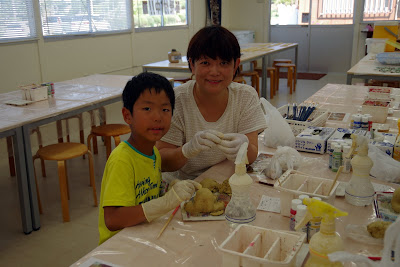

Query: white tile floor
[[0, 72, 347, 267]]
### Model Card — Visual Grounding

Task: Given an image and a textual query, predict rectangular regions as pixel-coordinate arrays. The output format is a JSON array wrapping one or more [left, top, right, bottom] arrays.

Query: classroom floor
[[0, 72, 347, 267]]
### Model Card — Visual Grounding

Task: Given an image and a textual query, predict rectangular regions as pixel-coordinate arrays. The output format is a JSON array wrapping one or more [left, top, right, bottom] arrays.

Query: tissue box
[[218, 224, 306, 267], [295, 126, 336, 154], [327, 128, 367, 152], [368, 132, 397, 157], [20, 84, 48, 102]]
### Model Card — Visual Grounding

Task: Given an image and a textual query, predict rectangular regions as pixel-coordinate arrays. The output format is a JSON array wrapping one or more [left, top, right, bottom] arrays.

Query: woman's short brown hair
[[187, 25, 241, 78]]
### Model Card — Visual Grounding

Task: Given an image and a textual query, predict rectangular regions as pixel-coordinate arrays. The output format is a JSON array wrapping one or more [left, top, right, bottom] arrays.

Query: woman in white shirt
[[156, 25, 267, 180]]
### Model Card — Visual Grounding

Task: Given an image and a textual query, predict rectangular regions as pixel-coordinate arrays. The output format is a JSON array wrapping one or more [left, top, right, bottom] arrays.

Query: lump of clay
[[391, 187, 400, 213], [184, 188, 225, 216], [219, 179, 232, 195], [367, 220, 392, 238], [200, 178, 221, 193]]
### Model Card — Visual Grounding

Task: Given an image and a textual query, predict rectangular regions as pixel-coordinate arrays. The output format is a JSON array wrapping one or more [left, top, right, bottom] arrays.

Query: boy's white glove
[[142, 180, 202, 222], [217, 133, 249, 161], [182, 130, 223, 159]]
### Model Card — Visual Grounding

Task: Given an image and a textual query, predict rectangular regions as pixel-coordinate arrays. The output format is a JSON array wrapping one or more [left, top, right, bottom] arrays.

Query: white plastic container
[[274, 170, 339, 217], [366, 38, 388, 54], [361, 100, 389, 123], [20, 85, 48, 102], [218, 224, 306, 267]]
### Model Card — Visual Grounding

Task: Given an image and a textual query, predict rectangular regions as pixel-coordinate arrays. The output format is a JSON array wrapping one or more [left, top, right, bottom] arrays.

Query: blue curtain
[[206, 0, 222, 26]]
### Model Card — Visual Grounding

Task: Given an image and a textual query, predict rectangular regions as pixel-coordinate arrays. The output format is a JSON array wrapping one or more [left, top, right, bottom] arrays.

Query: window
[[363, 0, 399, 21], [39, 0, 131, 37], [133, 0, 188, 29], [0, 0, 36, 42]]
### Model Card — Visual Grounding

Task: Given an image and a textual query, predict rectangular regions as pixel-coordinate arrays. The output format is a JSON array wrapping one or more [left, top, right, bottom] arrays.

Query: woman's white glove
[[182, 130, 223, 159], [142, 180, 202, 222], [217, 133, 249, 161]]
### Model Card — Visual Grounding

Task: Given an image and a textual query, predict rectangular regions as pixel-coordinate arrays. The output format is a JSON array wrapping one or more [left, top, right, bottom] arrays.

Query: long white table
[[142, 43, 298, 99], [71, 83, 399, 267], [347, 53, 400, 85], [1, 74, 134, 233]]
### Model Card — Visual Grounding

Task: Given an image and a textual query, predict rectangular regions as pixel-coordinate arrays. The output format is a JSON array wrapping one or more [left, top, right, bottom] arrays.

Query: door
[[269, 0, 354, 73]]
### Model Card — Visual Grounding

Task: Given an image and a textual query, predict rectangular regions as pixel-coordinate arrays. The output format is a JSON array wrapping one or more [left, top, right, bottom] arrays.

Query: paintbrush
[[157, 205, 180, 239]]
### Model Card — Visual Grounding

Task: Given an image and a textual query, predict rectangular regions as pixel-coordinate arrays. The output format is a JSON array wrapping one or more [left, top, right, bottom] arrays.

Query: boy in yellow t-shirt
[[98, 72, 201, 245]]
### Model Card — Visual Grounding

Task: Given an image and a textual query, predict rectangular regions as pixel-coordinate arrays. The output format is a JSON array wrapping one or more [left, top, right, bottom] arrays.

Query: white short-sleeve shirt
[[161, 80, 267, 180]]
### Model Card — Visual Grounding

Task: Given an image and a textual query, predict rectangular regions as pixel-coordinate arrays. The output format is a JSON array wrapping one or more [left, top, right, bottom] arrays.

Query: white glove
[[142, 180, 202, 222], [217, 133, 249, 161], [182, 130, 223, 159]]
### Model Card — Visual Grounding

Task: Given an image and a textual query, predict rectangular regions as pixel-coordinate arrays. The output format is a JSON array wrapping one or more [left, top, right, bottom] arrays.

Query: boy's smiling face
[[123, 88, 172, 154]]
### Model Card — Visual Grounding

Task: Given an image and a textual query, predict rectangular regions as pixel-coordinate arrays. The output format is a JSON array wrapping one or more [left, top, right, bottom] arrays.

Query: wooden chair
[[240, 61, 260, 96], [87, 124, 131, 159], [267, 67, 276, 99], [274, 63, 297, 94], [273, 59, 293, 92], [33, 142, 98, 222]]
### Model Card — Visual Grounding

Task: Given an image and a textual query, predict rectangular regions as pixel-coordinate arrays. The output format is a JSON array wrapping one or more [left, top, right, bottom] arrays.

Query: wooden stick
[[156, 205, 180, 239], [328, 166, 343, 195]]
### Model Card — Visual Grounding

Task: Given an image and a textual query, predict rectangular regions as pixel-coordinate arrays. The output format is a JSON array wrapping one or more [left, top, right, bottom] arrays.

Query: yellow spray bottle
[[295, 198, 348, 267]]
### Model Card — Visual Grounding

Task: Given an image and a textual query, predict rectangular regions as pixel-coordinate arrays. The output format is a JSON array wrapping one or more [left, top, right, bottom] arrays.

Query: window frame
[[39, 0, 133, 39], [133, 0, 189, 32]]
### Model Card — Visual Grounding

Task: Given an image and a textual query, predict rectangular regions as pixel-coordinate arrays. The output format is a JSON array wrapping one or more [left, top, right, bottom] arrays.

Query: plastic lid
[[343, 145, 351, 154], [362, 115, 369, 122], [334, 145, 342, 152], [291, 199, 302, 210], [312, 197, 322, 201], [299, 194, 309, 201]]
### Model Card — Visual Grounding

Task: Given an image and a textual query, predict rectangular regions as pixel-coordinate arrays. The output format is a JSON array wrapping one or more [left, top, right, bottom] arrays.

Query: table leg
[[261, 56, 267, 99], [22, 125, 41, 231], [294, 45, 298, 85], [346, 74, 353, 85], [13, 127, 34, 234]]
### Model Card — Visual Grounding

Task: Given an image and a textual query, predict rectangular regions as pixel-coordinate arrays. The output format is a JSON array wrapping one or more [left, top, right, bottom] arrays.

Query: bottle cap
[[299, 194, 309, 201], [334, 144, 341, 152], [362, 115, 369, 122], [291, 199, 302, 210], [343, 145, 351, 155], [312, 197, 322, 201], [171, 49, 176, 52]]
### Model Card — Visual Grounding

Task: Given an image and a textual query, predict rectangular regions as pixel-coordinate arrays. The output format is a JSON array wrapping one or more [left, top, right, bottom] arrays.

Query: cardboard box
[[20, 84, 48, 102], [295, 126, 336, 154], [327, 128, 367, 152]]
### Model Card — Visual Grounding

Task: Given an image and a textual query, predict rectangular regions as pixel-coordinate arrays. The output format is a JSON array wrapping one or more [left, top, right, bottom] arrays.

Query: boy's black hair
[[122, 72, 175, 114], [187, 25, 241, 78]]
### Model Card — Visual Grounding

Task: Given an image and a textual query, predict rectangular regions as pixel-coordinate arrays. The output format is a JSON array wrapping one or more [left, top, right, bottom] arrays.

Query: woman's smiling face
[[190, 56, 240, 95]]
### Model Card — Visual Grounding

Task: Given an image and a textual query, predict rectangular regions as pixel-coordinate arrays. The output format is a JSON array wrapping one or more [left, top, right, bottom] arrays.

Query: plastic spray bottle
[[225, 142, 256, 229], [295, 198, 348, 267], [345, 135, 375, 206]]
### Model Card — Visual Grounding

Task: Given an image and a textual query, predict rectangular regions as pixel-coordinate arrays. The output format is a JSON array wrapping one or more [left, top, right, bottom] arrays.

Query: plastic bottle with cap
[[295, 198, 348, 267], [328, 142, 338, 169], [361, 115, 369, 131], [353, 114, 362, 129], [342, 145, 352, 174], [290, 199, 302, 231], [295, 204, 309, 241], [331, 145, 342, 172], [345, 135, 375, 206], [225, 142, 256, 229], [168, 49, 182, 63]]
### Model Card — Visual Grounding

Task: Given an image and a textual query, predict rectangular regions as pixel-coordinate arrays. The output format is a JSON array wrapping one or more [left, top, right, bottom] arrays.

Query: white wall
[[0, 0, 206, 94]]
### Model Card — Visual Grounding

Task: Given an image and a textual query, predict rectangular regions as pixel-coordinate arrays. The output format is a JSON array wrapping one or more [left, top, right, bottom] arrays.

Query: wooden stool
[[87, 124, 131, 159], [273, 59, 292, 92], [233, 75, 246, 84], [267, 67, 276, 99], [240, 61, 260, 96], [33, 142, 98, 222], [274, 63, 297, 94], [7, 127, 45, 177]]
